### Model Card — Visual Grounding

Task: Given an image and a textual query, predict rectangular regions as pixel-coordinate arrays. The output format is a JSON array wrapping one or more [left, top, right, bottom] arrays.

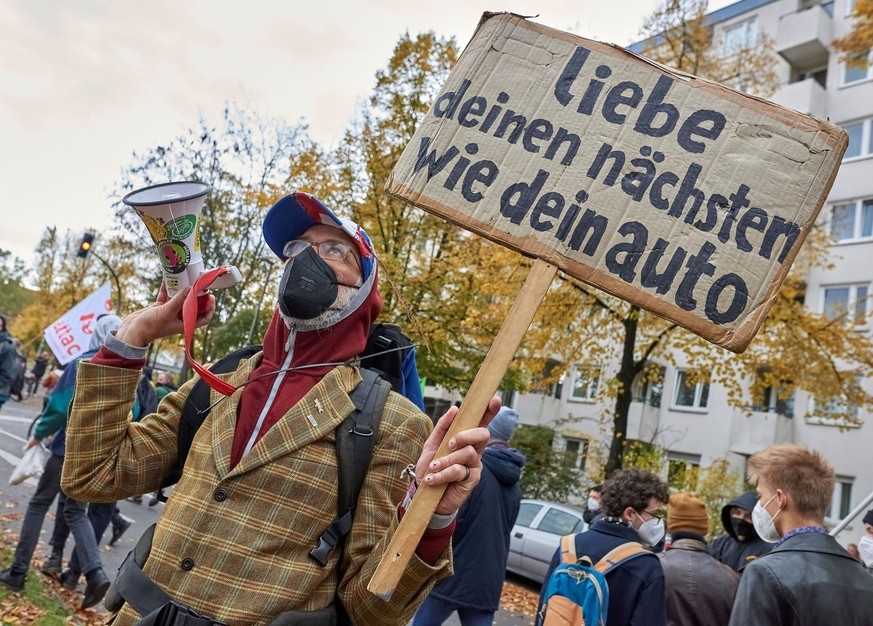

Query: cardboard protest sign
[[44, 282, 112, 365], [387, 12, 847, 352]]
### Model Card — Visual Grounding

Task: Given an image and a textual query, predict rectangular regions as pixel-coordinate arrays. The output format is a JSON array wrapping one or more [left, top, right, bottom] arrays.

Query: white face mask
[[859, 536, 873, 567], [752, 494, 782, 543], [633, 511, 666, 547], [587, 497, 601, 512]]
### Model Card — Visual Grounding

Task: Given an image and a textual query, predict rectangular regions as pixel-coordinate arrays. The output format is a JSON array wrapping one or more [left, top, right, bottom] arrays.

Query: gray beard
[[277, 284, 360, 331]]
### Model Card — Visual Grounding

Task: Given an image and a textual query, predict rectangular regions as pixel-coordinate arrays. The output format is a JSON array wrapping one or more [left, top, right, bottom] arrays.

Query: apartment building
[[423, 0, 873, 537]]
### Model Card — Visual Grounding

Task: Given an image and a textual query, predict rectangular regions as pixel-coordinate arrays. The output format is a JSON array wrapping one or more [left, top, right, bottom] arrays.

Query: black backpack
[[160, 323, 414, 565]]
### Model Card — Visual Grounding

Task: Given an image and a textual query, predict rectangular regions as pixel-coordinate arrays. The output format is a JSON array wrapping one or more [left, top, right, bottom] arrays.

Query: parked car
[[507, 498, 588, 584]]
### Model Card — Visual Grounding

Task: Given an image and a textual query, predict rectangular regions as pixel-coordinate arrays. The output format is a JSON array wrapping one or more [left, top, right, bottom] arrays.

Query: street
[[0, 391, 536, 625]]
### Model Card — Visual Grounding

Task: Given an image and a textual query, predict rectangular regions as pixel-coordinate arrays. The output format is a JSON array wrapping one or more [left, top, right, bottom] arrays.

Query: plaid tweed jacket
[[62, 356, 450, 625]]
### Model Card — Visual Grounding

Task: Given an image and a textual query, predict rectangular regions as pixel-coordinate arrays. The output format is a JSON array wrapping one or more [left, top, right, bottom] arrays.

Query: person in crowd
[[847, 543, 862, 562], [709, 491, 773, 571], [859, 509, 873, 574], [9, 338, 27, 402], [583, 483, 604, 526], [61, 192, 499, 625], [660, 492, 739, 625], [0, 315, 121, 609], [0, 315, 19, 412], [536, 467, 670, 626], [729, 444, 873, 625], [412, 407, 526, 626], [154, 370, 178, 403], [27, 351, 50, 396]]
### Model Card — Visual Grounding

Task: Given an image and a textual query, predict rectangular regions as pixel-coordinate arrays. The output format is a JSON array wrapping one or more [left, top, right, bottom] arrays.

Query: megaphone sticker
[[164, 214, 197, 240], [157, 239, 190, 274]]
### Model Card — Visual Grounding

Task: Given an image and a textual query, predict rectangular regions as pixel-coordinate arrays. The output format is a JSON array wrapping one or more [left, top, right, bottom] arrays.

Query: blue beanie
[[488, 407, 520, 442]]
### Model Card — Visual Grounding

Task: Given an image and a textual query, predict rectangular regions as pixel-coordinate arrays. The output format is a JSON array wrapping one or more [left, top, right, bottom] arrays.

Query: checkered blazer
[[62, 357, 450, 625]]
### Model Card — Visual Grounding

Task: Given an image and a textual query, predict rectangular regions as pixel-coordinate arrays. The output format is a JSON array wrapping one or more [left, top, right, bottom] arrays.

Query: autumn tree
[[0, 249, 32, 324], [639, 0, 778, 97], [110, 104, 336, 376], [14, 227, 126, 356], [832, 0, 873, 64]]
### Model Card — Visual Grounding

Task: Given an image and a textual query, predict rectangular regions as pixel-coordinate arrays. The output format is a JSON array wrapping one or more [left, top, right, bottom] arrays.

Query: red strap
[[183, 267, 237, 396]]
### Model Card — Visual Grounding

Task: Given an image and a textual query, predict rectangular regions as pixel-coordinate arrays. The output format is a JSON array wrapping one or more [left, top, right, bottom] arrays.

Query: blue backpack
[[540, 535, 649, 626]]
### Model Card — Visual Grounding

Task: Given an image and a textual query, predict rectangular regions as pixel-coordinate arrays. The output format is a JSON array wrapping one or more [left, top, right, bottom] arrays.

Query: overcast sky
[[0, 0, 734, 271]]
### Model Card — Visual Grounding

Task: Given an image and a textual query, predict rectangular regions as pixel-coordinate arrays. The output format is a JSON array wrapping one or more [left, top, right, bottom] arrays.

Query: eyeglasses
[[641, 508, 666, 521], [283, 239, 356, 263]]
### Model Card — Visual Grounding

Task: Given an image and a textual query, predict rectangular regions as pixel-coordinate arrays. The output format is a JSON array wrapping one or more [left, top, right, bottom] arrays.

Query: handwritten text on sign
[[387, 13, 846, 352]]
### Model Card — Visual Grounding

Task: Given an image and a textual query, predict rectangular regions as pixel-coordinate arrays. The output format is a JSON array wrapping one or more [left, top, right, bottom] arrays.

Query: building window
[[829, 478, 854, 521], [808, 390, 861, 427], [569, 367, 600, 402], [831, 198, 873, 241], [672, 370, 710, 410], [667, 452, 701, 491], [841, 118, 873, 160], [843, 52, 872, 85], [563, 438, 589, 470], [822, 284, 869, 324], [752, 387, 795, 417], [722, 18, 757, 55]]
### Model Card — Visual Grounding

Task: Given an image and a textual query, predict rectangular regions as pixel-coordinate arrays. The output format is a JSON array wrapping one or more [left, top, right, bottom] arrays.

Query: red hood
[[230, 276, 383, 466]]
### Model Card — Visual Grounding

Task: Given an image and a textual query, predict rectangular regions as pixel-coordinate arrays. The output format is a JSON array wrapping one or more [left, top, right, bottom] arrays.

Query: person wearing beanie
[[414, 407, 526, 625], [709, 490, 774, 571], [487, 406, 519, 442], [659, 493, 739, 626], [60, 191, 501, 625]]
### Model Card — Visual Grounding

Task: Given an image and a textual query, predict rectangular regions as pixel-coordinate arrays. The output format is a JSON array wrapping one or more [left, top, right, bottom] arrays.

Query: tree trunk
[[605, 308, 639, 475]]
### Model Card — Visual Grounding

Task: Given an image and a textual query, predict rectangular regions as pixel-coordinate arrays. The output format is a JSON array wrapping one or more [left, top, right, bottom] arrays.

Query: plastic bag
[[9, 443, 49, 485]]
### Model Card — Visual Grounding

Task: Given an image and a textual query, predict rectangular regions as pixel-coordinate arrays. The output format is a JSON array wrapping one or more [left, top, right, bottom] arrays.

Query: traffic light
[[77, 232, 95, 259]]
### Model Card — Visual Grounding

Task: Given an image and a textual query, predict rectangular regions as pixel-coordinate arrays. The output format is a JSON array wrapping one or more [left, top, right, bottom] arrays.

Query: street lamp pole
[[88, 249, 124, 312]]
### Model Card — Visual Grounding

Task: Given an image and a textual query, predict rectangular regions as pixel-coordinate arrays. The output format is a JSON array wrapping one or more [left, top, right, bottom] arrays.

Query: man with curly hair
[[536, 468, 670, 626]]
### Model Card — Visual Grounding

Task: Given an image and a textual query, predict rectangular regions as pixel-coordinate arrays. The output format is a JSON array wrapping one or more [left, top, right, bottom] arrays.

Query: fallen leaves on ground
[[0, 596, 44, 624], [500, 579, 539, 615]]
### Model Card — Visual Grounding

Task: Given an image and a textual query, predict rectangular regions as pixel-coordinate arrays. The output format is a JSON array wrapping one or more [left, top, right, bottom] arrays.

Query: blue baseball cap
[[263, 192, 376, 282]]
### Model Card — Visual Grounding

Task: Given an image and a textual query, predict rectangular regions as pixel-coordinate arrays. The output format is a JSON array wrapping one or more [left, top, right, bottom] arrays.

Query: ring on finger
[[462, 466, 471, 482]]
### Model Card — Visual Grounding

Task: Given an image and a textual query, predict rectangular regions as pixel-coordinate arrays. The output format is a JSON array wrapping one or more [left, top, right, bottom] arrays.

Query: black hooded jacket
[[709, 491, 774, 571]]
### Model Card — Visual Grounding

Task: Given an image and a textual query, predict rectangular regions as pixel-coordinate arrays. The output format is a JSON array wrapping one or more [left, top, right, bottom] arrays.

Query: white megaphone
[[123, 181, 242, 296]]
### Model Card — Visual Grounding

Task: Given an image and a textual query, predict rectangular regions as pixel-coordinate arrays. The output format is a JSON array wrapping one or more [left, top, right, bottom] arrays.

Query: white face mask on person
[[587, 497, 601, 512], [859, 536, 873, 567], [752, 494, 783, 543], [633, 511, 666, 547]]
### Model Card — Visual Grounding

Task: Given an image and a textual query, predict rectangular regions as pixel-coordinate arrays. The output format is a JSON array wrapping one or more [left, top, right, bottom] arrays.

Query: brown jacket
[[659, 537, 739, 626], [62, 357, 449, 625]]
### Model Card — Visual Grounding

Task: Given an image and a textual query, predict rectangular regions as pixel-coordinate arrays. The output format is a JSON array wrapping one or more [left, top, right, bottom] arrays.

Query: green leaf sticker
[[165, 214, 197, 239]]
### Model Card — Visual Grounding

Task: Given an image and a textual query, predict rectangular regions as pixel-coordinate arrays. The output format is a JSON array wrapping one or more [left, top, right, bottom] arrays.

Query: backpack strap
[[594, 541, 650, 575], [309, 368, 391, 566], [560, 533, 579, 565]]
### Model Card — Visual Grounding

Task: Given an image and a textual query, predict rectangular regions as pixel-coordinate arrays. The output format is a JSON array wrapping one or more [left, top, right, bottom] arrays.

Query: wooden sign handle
[[367, 258, 558, 599]]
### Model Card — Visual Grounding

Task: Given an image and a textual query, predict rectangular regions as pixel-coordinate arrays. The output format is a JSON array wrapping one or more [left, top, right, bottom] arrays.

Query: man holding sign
[[62, 192, 499, 625]]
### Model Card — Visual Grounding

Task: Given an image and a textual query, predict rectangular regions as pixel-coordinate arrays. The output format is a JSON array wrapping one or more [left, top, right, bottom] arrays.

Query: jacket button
[[180, 557, 195, 571], [213, 488, 227, 502]]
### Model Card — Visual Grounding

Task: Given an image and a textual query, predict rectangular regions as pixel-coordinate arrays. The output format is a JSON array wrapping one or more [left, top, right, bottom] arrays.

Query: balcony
[[728, 407, 794, 456], [771, 77, 828, 118], [776, 3, 833, 69]]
